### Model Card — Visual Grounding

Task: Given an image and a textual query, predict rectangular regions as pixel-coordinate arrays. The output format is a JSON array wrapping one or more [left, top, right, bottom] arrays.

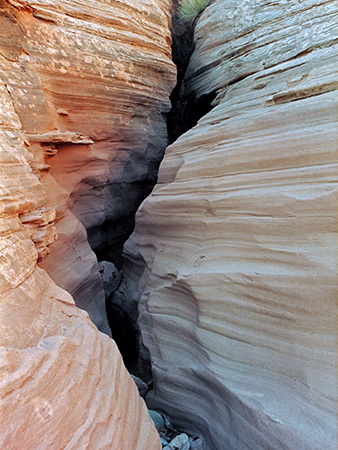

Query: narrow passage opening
[[167, 2, 217, 143], [100, 5, 212, 447], [101, 2, 218, 376]]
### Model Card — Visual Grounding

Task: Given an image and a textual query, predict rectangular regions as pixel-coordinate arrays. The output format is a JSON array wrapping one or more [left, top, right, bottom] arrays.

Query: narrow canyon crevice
[[2, 0, 336, 449], [86, 153, 168, 270], [105, 5, 217, 377], [167, 5, 217, 144]]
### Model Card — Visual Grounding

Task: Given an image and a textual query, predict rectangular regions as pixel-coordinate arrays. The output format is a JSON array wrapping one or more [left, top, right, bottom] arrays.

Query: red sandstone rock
[[0, 42, 161, 450], [0, 0, 176, 447], [0, 0, 176, 333]]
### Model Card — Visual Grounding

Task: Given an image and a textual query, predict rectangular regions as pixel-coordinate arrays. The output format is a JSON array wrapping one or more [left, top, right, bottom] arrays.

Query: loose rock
[[148, 409, 165, 433], [163, 413, 175, 431], [165, 433, 190, 450], [98, 261, 121, 298], [161, 436, 170, 446], [130, 375, 148, 398]]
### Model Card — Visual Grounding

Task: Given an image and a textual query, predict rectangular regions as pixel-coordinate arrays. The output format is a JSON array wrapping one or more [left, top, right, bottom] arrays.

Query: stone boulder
[[98, 260, 121, 298]]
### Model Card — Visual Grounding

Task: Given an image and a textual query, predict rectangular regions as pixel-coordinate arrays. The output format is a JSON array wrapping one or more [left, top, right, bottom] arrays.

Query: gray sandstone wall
[[121, 1, 338, 448]]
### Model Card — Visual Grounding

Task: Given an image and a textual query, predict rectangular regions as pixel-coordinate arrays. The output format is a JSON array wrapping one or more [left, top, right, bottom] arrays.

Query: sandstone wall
[[0, 0, 177, 447], [0, 73, 160, 448], [122, 1, 338, 448], [0, 0, 176, 333]]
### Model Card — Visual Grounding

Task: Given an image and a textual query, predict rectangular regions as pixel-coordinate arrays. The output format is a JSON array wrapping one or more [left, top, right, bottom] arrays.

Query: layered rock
[[0, 78, 160, 448], [121, 1, 338, 448], [0, 0, 176, 333]]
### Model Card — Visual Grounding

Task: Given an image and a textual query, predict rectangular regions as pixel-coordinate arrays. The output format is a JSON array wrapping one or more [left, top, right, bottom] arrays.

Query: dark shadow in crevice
[[105, 297, 138, 372], [98, 5, 218, 374], [167, 7, 217, 144], [168, 90, 217, 143]]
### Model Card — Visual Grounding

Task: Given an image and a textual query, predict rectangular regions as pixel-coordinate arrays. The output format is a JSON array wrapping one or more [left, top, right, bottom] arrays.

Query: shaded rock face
[[0, 0, 176, 334], [121, 0, 338, 448], [167, 3, 217, 144], [0, 72, 161, 448]]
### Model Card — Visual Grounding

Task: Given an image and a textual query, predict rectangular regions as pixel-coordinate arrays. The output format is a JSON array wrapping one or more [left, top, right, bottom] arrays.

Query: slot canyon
[[0, 0, 337, 449]]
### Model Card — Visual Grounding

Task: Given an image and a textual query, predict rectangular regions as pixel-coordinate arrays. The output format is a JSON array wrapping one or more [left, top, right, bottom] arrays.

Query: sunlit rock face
[[0, 77, 160, 449], [0, 0, 176, 333], [122, 1, 338, 448]]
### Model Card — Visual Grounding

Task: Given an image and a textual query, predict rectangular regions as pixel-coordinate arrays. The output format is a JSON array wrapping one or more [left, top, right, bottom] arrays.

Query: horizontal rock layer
[[122, 1, 338, 449], [0, 77, 160, 448], [0, 0, 176, 332]]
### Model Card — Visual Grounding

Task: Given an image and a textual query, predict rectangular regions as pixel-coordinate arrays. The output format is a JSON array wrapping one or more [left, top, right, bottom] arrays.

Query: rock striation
[[0, 0, 176, 333], [121, 1, 338, 448], [0, 0, 178, 447], [0, 74, 160, 448]]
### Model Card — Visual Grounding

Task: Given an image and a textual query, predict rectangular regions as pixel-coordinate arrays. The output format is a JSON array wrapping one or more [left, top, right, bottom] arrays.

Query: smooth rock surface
[[0, 83, 160, 449], [0, 0, 176, 333], [121, 1, 338, 449], [149, 409, 165, 433], [190, 438, 203, 450]]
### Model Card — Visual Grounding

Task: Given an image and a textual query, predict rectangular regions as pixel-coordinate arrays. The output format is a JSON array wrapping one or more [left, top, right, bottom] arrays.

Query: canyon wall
[[0, 69, 160, 449], [122, 1, 338, 448], [0, 0, 176, 333], [0, 0, 176, 447]]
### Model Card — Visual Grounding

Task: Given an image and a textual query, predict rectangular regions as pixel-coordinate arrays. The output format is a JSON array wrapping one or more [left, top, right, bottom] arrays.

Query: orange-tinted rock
[[0, 0, 176, 333], [0, 41, 160, 449]]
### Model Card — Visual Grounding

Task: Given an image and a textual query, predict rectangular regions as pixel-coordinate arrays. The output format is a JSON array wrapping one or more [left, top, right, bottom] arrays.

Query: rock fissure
[[167, 4, 217, 144], [104, 7, 215, 446], [106, 4, 217, 376], [1, 0, 337, 449]]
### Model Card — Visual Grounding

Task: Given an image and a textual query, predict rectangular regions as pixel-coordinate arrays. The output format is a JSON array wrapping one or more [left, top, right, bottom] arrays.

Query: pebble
[[130, 374, 148, 397], [164, 433, 190, 450], [148, 409, 165, 432]]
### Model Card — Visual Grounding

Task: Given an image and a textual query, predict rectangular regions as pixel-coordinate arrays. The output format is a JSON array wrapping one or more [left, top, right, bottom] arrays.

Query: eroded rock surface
[[0, 79, 160, 448], [0, 0, 176, 333], [122, 1, 338, 448]]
